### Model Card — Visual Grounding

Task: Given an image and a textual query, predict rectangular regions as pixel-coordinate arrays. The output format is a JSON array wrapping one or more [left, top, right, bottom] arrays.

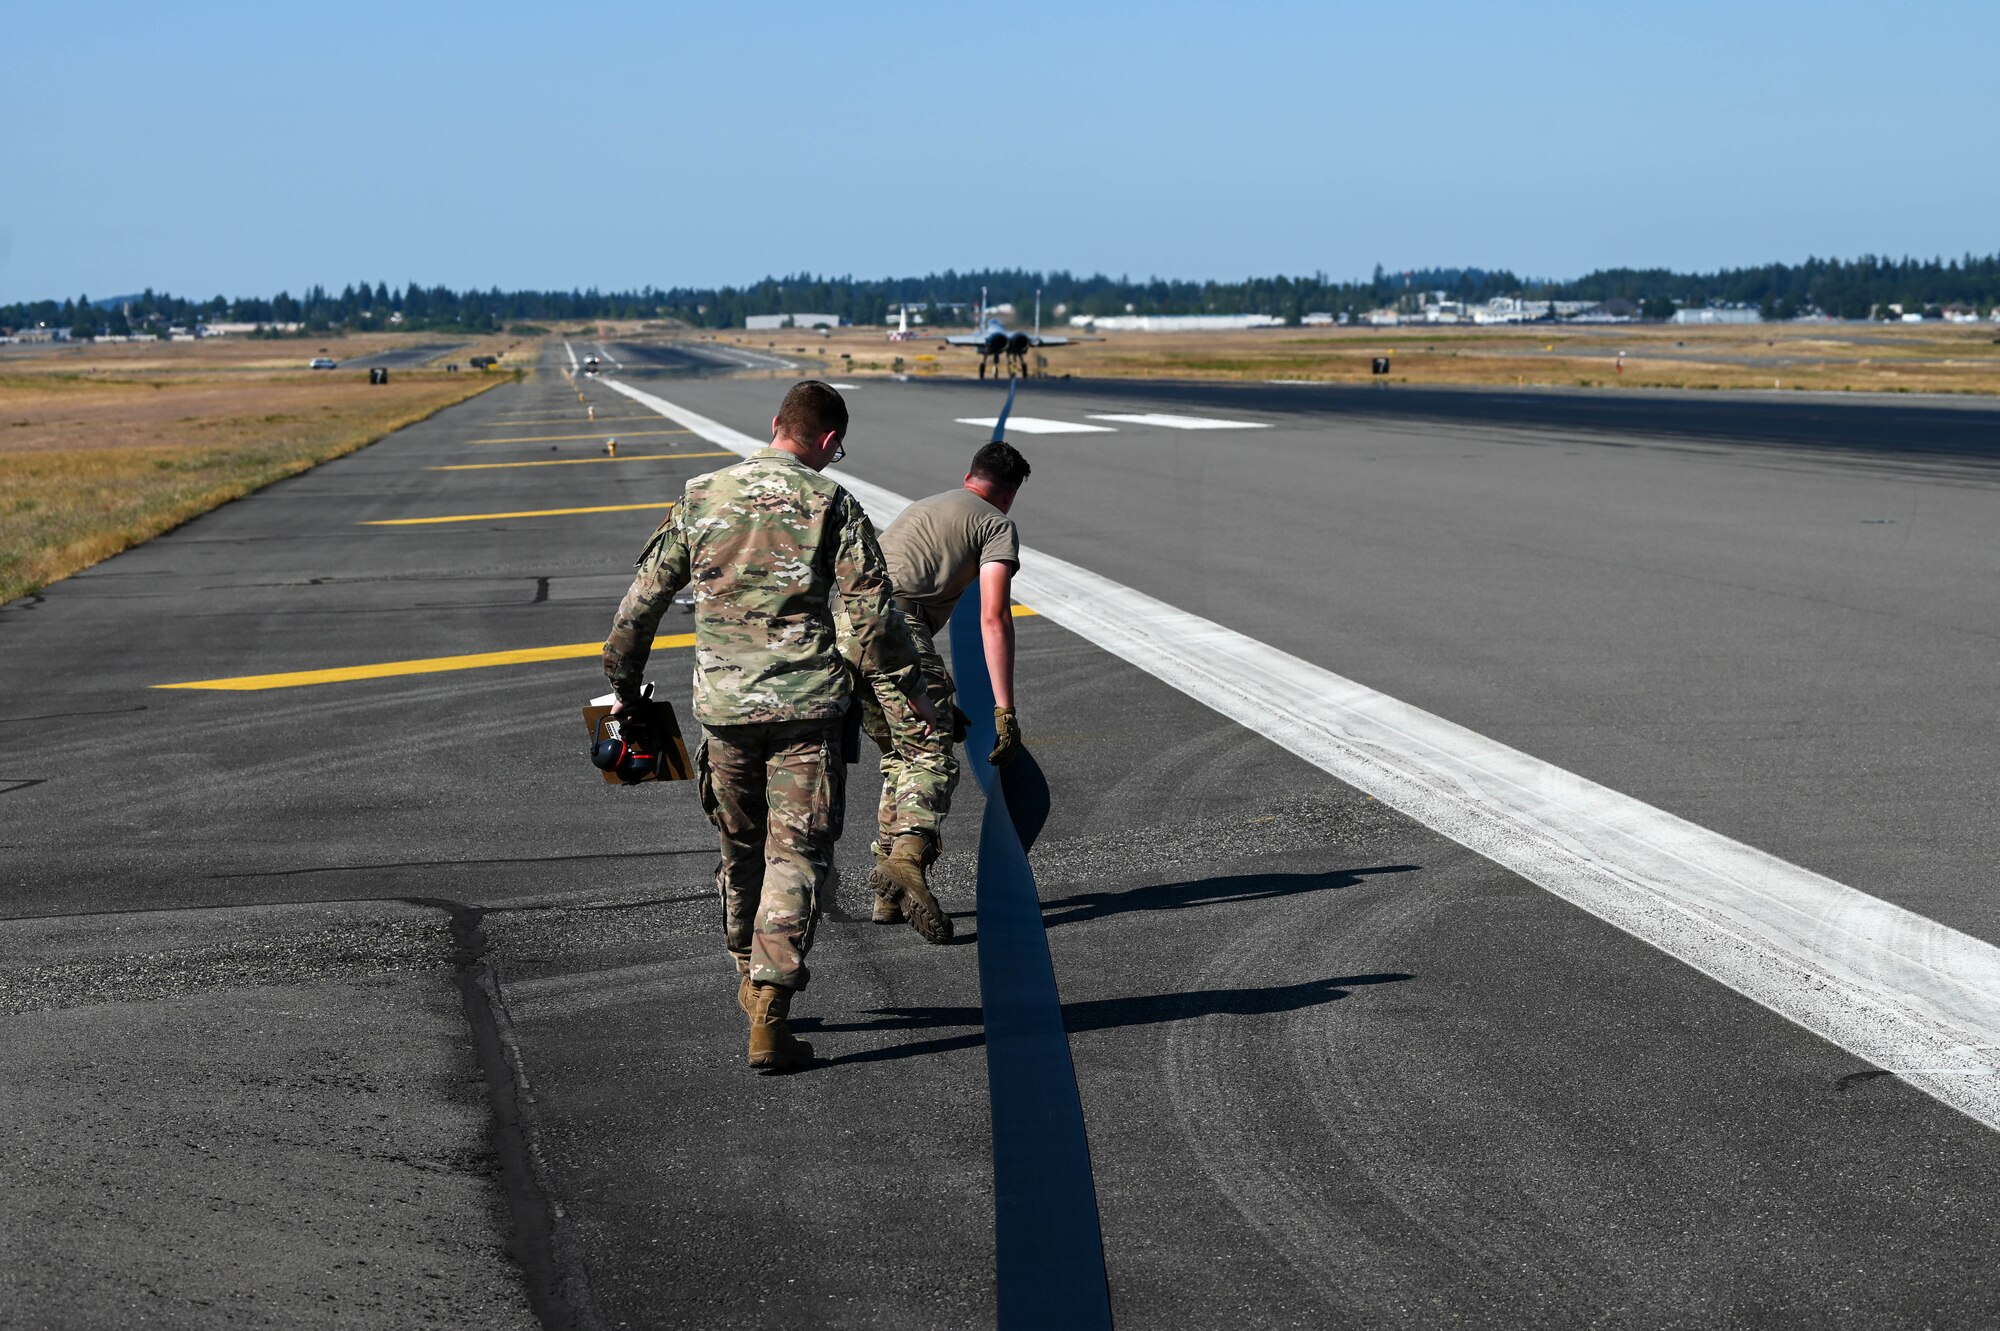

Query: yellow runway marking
[[433, 451, 733, 471], [159, 614, 1037, 691], [361, 502, 672, 526], [471, 429, 693, 445], [156, 634, 697, 692]]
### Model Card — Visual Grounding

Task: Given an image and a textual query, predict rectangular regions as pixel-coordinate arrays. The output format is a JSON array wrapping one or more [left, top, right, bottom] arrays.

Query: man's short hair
[[775, 380, 848, 447], [969, 441, 1031, 490]]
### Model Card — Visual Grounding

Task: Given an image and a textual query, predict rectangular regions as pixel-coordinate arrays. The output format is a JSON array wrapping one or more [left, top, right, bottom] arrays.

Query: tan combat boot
[[869, 843, 906, 924], [871, 834, 953, 944], [746, 983, 814, 1072], [736, 971, 754, 1015]]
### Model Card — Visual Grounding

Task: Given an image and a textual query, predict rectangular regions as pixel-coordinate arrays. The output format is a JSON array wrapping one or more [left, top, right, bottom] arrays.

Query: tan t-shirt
[[879, 487, 1020, 634]]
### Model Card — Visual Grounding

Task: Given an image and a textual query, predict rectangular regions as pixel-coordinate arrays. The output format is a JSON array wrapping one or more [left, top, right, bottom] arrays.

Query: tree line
[[7, 254, 2000, 336]]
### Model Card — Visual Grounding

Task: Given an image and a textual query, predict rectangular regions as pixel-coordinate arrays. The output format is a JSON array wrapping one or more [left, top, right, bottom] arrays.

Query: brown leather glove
[[989, 706, 1022, 767]]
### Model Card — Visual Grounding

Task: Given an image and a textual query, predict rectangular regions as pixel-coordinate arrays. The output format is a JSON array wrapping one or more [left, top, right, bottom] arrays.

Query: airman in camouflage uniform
[[852, 607, 957, 852], [604, 381, 934, 1072]]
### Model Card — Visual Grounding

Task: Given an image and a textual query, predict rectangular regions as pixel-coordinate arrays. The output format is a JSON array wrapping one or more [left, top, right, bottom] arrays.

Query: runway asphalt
[[5, 343, 2000, 1327], [639, 367, 2000, 939]]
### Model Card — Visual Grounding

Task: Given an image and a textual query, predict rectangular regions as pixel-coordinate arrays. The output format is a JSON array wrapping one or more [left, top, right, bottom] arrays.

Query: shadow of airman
[[1035, 863, 1420, 931], [792, 971, 1414, 1068]]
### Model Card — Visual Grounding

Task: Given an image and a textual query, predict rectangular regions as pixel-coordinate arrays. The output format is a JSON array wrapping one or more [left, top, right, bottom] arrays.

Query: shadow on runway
[[1000, 747, 1050, 851], [793, 971, 1414, 1068], [1038, 863, 1419, 930]]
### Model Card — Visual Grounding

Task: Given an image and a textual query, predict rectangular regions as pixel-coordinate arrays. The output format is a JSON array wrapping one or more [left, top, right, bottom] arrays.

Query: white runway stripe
[[1086, 413, 1270, 430], [600, 380, 764, 453], [600, 376, 2000, 1132], [956, 416, 1116, 435]]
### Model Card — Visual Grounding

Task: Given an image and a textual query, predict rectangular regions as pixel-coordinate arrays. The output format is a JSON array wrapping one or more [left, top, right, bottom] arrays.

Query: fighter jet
[[943, 287, 1098, 379]]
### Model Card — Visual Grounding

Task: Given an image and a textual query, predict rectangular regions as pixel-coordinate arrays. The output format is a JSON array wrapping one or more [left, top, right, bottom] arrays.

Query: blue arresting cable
[[950, 592, 1114, 1331]]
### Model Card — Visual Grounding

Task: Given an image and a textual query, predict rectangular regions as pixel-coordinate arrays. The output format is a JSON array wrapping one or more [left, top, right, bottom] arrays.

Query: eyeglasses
[[829, 436, 847, 465]]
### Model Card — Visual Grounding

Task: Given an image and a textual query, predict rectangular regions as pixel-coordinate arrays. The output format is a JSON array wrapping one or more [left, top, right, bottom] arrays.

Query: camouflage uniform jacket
[[604, 448, 920, 726]]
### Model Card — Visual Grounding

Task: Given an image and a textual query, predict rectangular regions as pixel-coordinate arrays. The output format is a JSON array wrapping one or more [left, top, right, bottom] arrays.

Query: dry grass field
[[0, 333, 534, 602], [0, 329, 521, 378], [694, 321, 2000, 396]]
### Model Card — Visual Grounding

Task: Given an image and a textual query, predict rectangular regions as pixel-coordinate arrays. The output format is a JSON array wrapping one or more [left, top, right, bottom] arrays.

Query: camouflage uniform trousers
[[696, 717, 844, 990], [859, 607, 957, 861]]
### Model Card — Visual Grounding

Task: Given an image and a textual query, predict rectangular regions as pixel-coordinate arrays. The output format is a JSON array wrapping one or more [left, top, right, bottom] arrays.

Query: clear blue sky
[[4, 1, 1995, 303]]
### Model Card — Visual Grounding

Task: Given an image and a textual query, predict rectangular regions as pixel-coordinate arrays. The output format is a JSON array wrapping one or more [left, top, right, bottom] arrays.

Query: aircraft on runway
[[943, 287, 1098, 379]]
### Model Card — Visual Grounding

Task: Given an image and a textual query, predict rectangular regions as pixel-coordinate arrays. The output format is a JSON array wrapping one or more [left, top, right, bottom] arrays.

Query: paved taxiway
[[5, 345, 2000, 1327], [340, 340, 470, 370]]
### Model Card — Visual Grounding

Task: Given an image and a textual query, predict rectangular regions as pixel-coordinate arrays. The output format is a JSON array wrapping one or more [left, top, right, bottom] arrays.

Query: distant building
[[1570, 298, 1640, 324], [202, 321, 303, 335], [1670, 307, 1763, 325], [1472, 297, 1538, 324], [1069, 313, 1284, 332], [12, 325, 69, 342], [1301, 312, 1335, 326], [745, 313, 841, 330], [1465, 296, 1628, 324]]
